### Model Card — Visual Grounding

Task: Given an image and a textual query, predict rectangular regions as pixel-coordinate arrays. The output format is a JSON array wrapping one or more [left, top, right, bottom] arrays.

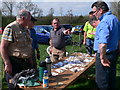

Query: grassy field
[[0, 34, 120, 89], [0, 57, 3, 90], [0, 35, 2, 89]]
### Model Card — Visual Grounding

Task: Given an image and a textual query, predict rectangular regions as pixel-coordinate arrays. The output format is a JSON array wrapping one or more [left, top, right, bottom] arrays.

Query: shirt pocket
[[15, 32, 25, 43]]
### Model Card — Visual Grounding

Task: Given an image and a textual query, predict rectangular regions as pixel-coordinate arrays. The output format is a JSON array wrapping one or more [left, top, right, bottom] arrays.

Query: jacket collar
[[99, 11, 112, 21]]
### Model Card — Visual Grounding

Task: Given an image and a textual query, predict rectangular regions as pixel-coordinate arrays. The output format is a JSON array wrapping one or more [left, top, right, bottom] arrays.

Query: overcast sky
[[1, 0, 118, 16], [34, 2, 94, 16], [32, 0, 113, 16]]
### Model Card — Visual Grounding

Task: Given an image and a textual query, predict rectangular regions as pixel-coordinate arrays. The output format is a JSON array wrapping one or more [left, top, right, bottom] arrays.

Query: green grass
[[116, 57, 120, 89], [0, 57, 3, 89], [1, 34, 120, 89], [0, 35, 3, 89], [67, 66, 96, 89], [67, 78, 96, 89]]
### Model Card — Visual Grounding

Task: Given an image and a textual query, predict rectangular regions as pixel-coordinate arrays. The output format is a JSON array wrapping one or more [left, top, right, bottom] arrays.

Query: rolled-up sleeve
[[2, 27, 13, 42], [98, 22, 110, 44]]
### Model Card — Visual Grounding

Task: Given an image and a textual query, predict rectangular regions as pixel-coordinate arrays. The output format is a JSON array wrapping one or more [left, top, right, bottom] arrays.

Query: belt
[[87, 38, 94, 40], [97, 50, 118, 55]]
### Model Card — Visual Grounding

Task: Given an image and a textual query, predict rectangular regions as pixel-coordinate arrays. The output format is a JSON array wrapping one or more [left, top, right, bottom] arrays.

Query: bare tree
[[32, 4, 39, 17], [17, 1, 43, 17], [2, 2, 15, 16], [37, 9, 43, 17], [17, 2, 34, 12], [66, 10, 73, 17], [48, 8, 54, 16], [66, 10, 73, 24], [60, 7, 63, 16], [32, 4, 43, 17], [110, 1, 120, 20]]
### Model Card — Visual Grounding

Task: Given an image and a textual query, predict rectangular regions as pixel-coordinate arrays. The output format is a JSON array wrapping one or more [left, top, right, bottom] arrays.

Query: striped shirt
[[2, 27, 13, 42]]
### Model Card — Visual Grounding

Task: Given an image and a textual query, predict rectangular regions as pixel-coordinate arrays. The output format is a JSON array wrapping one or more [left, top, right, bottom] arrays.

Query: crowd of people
[[0, 1, 120, 90]]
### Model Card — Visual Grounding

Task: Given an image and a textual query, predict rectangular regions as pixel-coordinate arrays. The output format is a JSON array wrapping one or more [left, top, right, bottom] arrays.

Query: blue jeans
[[86, 38, 94, 55], [95, 50, 118, 90]]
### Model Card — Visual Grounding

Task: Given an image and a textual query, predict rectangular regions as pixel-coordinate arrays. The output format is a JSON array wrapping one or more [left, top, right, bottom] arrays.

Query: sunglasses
[[91, 10, 97, 13]]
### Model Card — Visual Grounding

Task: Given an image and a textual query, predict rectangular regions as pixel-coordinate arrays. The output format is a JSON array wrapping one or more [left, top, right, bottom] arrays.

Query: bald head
[[52, 18, 60, 30], [16, 9, 31, 20], [16, 9, 31, 27]]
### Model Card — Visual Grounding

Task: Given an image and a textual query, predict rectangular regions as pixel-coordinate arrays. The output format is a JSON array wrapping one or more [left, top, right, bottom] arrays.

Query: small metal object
[[45, 56, 52, 77]]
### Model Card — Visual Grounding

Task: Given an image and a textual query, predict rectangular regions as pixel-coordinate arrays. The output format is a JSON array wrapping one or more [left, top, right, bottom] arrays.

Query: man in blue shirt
[[91, 1, 119, 89], [28, 16, 40, 68]]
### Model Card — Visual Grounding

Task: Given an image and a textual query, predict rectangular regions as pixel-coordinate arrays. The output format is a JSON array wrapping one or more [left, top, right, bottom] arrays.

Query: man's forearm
[[49, 39, 53, 47], [83, 32, 87, 41], [0, 40, 10, 65], [99, 43, 107, 59], [1, 47, 10, 65]]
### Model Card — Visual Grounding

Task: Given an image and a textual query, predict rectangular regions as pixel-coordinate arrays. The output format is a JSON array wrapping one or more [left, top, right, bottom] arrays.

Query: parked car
[[60, 24, 72, 30], [33, 25, 52, 44], [0, 27, 4, 34], [33, 25, 72, 45], [73, 25, 84, 35]]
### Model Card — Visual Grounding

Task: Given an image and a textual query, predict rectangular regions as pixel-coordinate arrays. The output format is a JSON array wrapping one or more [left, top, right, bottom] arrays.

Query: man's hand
[[5, 62, 12, 74], [37, 53, 40, 60], [50, 48, 52, 54], [36, 49, 40, 60], [99, 43, 110, 67], [83, 41, 86, 45], [63, 29, 71, 35], [100, 56, 110, 67]]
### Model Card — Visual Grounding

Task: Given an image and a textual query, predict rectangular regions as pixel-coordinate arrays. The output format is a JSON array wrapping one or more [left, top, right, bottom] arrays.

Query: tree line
[[2, 15, 88, 27]]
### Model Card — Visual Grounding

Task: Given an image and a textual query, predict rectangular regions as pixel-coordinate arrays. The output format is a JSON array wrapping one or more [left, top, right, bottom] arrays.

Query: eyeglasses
[[92, 10, 97, 13], [53, 22, 59, 24]]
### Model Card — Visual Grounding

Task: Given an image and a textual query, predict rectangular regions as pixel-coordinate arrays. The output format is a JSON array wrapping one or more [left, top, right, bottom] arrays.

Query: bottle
[[43, 70, 49, 88], [45, 56, 52, 77], [39, 61, 46, 82]]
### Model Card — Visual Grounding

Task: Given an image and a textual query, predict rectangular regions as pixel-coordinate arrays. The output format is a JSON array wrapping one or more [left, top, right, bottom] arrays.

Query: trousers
[[95, 50, 118, 90], [86, 38, 94, 56], [51, 47, 66, 62]]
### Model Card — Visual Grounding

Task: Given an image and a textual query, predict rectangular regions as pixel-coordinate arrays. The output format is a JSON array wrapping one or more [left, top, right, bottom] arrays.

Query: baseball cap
[[31, 16, 37, 22]]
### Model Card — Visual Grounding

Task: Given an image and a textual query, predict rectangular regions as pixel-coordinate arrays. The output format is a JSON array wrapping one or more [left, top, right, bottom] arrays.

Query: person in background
[[50, 18, 71, 62], [0, 9, 33, 90], [27, 16, 40, 68], [89, 15, 100, 29], [83, 11, 96, 56], [91, 1, 119, 89]]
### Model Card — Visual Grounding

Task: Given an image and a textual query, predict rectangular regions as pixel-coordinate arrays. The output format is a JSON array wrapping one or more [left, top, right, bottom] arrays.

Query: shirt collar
[[99, 11, 112, 21], [52, 26, 61, 31]]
